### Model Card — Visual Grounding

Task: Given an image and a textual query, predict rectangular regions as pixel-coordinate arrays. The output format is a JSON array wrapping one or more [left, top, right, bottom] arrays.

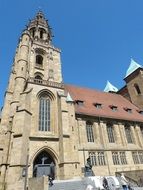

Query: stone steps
[[48, 176, 143, 190], [49, 179, 87, 190]]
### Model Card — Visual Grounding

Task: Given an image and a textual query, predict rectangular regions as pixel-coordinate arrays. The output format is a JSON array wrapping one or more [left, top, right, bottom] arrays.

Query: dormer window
[[137, 110, 143, 115], [75, 100, 84, 106], [94, 103, 102, 109], [109, 105, 118, 112], [124, 107, 132, 113]]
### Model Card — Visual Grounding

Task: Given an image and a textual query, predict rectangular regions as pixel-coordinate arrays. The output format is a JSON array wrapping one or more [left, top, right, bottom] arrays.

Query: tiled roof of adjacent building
[[65, 84, 143, 122]]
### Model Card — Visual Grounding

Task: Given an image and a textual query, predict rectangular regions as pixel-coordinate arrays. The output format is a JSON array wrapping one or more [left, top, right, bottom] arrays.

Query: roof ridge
[[65, 83, 120, 96]]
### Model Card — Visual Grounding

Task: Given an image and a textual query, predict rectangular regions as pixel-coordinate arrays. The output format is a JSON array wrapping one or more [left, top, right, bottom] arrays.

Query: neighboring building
[[0, 11, 143, 190], [118, 58, 143, 108]]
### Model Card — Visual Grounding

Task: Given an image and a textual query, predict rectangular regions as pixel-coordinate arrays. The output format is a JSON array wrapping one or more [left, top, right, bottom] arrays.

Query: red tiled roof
[[65, 84, 143, 122]]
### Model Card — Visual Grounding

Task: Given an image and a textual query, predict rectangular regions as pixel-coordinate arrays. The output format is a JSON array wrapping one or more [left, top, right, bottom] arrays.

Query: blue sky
[[1, 0, 143, 108]]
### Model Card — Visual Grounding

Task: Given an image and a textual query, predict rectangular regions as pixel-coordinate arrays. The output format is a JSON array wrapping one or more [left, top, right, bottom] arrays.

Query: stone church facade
[[0, 11, 143, 190]]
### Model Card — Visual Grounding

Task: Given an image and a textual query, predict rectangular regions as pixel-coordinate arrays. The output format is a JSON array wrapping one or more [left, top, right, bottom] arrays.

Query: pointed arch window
[[89, 152, 106, 166], [134, 83, 141, 95], [30, 27, 36, 38], [36, 55, 43, 65], [39, 95, 50, 131], [125, 124, 133, 143], [132, 152, 140, 164], [112, 152, 127, 165], [86, 121, 94, 142], [39, 28, 46, 39], [107, 123, 115, 143], [40, 30, 44, 39]]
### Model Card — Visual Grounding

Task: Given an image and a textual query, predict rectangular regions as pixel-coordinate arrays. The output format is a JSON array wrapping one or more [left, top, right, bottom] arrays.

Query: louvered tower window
[[36, 55, 43, 65]]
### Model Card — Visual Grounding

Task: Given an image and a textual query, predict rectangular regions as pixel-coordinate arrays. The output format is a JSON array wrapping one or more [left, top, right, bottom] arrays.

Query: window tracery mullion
[[44, 98, 47, 131], [48, 100, 50, 131], [43, 99, 46, 131]]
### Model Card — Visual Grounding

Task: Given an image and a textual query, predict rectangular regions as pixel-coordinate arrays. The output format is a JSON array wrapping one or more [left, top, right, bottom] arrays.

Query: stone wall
[[29, 176, 49, 190]]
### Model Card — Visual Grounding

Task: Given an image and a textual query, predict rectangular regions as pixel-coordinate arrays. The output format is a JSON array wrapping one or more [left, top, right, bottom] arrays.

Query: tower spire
[[27, 11, 52, 43]]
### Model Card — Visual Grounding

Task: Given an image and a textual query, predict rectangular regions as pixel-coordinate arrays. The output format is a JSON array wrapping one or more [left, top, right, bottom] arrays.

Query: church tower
[[0, 11, 80, 190], [118, 59, 143, 109]]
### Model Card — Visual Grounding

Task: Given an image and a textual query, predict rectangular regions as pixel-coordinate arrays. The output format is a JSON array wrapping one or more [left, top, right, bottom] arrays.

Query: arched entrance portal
[[33, 150, 55, 178]]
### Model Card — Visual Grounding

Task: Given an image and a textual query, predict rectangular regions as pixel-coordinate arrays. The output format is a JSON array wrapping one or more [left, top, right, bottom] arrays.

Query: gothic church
[[0, 11, 143, 190]]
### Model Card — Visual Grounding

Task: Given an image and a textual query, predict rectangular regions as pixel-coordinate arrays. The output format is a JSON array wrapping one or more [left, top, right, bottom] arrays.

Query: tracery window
[[107, 123, 115, 143], [86, 121, 94, 142], [132, 151, 143, 164], [39, 95, 50, 131], [112, 152, 127, 165], [138, 152, 143, 164], [125, 125, 133, 143], [89, 152, 97, 166], [89, 152, 106, 166], [97, 152, 106, 165], [112, 152, 120, 165], [120, 152, 127, 165], [132, 152, 140, 164]]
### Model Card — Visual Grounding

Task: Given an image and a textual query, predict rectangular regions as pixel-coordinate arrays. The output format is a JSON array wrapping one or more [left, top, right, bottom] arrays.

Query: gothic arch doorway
[[33, 150, 55, 178]]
